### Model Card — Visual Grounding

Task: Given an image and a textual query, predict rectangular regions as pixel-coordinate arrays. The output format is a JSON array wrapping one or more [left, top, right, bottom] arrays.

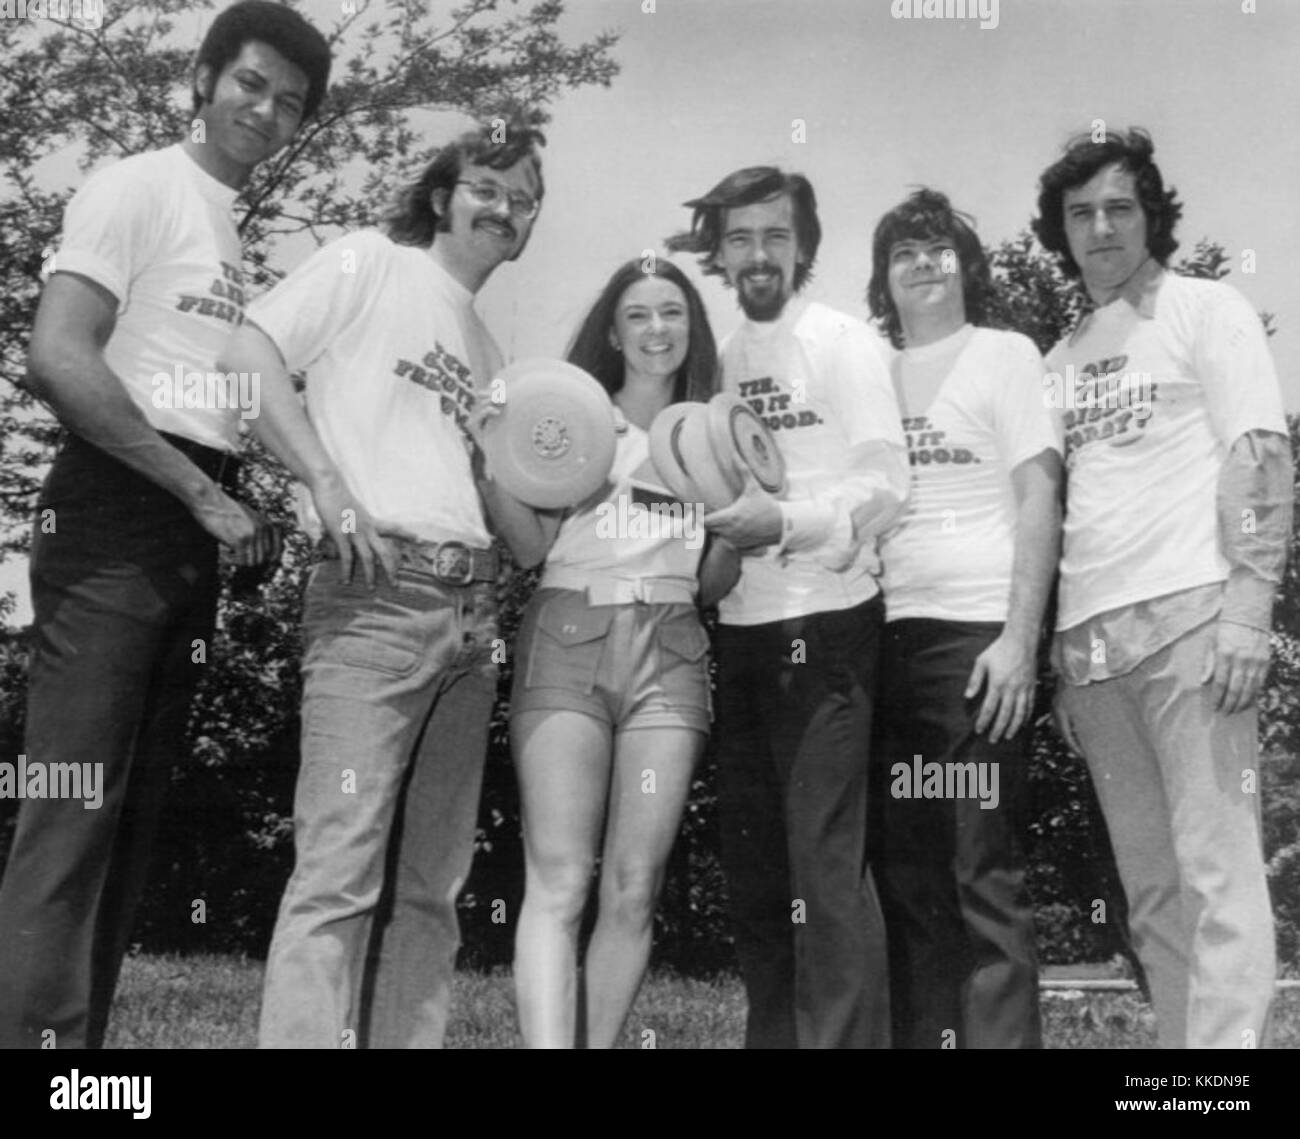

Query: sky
[[2, 0, 1298, 620]]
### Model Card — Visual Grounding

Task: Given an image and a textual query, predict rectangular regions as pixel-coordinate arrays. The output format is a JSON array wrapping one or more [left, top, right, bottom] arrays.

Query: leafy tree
[[0, 0, 619, 952]]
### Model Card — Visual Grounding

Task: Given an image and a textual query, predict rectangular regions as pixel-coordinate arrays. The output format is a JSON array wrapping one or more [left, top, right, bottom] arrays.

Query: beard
[[735, 267, 790, 322]]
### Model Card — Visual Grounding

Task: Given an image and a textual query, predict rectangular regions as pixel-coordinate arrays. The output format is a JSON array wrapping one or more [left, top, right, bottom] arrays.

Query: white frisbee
[[480, 359, 617, 509]]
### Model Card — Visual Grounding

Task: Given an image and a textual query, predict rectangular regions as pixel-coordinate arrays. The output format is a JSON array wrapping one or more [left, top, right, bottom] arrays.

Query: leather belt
[[541, 569, 697, 606], [318, 536, 498, 585]]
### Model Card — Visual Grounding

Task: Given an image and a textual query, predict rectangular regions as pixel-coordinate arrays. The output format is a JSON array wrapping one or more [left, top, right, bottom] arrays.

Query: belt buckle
[[432, 541, 474, 585]]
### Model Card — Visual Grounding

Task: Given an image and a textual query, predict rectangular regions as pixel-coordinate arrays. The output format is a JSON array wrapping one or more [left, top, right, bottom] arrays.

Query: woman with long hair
[[503, 257, 728, 1047]]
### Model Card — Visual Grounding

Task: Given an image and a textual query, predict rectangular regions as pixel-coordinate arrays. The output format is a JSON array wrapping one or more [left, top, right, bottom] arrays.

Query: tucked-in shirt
[[880, 324, 1060, 623], [716, 298, 909, 626], [54, 144, 246, 452], [246, 230, 501, 545]]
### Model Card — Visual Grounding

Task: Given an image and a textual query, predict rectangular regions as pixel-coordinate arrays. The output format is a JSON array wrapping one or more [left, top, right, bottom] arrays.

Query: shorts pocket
[[656, 609, 709, 663], [523, 591, 615, 694]]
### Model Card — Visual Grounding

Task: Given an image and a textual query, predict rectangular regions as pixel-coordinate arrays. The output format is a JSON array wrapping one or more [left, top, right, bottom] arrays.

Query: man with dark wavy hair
[[866, 189, 1060, 1049], [219, 114, 545, 1048], [667, 167, 909, 1048], [0, 0, 329, 1050], [1035, 128, 1292, 1048]]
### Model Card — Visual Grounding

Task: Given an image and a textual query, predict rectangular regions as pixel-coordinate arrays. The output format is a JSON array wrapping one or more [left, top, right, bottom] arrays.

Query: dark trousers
[[869, 618, 1041, 1049], [715, 595, 890, 1049], [0, 433, 230, 1048]]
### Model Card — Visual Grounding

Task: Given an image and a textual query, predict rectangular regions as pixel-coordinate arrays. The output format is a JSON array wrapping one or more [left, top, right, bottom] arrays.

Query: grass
[[103, 953, 1300, 1049]]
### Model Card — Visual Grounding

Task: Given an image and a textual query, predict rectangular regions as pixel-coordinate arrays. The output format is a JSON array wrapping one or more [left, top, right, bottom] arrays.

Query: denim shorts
[[510, 587, 710, 734]]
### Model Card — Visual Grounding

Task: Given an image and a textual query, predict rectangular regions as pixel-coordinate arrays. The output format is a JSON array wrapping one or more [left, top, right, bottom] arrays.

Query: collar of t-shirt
[[1071, 257, 1165, 343], [170, 143, 241, 214], [901, 321, 975, 365]]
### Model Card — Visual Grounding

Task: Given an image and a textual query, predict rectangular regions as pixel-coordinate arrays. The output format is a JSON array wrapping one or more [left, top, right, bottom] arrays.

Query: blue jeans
[[714, 595, 891, 1049], [0, 432, 229, 1049], [258, 559, 497, 1049]]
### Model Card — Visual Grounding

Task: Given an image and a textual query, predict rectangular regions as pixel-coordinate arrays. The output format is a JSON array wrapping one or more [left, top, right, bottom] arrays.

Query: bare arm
[[218, 321, 411, 587], [28, 272, 273, 564], [967, 448, 1063, 741]]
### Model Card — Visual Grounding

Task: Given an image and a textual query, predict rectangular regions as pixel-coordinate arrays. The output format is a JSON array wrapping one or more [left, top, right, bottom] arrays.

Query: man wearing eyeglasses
[[218, 116, 546, 1048]]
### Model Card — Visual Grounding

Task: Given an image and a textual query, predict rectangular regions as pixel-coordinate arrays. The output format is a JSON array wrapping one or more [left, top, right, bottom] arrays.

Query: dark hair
[[193, 0, 331, 120], [1032, 127, 1183, 279], [866, 188, 993, 350], [665, 166, 821, 291], [566, 258, 718, 406], [384, 114, 546, 252]]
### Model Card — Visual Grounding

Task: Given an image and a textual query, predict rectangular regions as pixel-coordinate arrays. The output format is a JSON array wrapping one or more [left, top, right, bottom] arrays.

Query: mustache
[[475, 215, 517, 240], [739, 265, 783, 283]]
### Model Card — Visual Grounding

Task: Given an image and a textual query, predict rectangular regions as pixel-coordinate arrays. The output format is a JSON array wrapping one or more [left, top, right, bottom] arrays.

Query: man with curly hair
[[1036, 128, 1292, 1049]]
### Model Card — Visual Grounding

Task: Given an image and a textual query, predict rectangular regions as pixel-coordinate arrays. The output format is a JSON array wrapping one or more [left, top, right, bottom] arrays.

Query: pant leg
[[772, 597, 890, 1049], [715, 622, 797, 1049], [1144, 623, 1274, 1048], [366, 582, 498, 1049], [1064, 669, 1188, 1047], [86, 583, 218, 1047], [871, 621, 967, 1049], [258, 564, 490, 1048], [0, 439, 217, 1049]]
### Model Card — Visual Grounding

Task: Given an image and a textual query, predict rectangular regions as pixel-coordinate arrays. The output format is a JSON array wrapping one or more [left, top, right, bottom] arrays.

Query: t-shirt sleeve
[[990, 332, 1063, 468], [245, 232, 383, 372], [53, 161, 162, 310], [1194, 283, 1288, 445], [828, 321, 907, 451]]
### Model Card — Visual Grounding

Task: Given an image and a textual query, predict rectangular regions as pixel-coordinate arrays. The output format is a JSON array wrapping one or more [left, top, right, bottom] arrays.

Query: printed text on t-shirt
[[737, 376, 823, 431], [175, 260, 244, 325], [395, 342, 476, 432], [902, 416, 979, 466]]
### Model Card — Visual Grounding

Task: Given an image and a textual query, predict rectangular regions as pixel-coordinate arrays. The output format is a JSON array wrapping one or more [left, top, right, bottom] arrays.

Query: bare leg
[[511, 710, 611, 1048], [584, 727, 704, 1049]]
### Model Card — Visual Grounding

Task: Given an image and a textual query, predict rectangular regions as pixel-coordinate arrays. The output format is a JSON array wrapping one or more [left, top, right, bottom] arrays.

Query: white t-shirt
[[54, 144, 247, 452], [541, 408, 704, 589], [1047, 270, 1287, 629], [246, 230, 501, 545], [717, 298, 909, 626], [880, 325, 1061, 623]]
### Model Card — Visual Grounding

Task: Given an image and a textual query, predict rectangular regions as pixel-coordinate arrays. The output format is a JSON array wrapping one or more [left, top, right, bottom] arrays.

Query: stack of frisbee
[[648, 393, 788, 511], [478, 359, 618, 509]]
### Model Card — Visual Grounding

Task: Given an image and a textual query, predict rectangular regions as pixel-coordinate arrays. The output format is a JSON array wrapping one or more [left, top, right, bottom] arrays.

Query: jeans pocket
[[523, 592, 614, 694], [302, 565, 424, 678]]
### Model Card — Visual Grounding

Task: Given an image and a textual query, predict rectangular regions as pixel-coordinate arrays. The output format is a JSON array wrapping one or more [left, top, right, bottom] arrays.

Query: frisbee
[[648, 403, 704, 505], [480, 359, 617, 509], [707, 393, 787, 497], [677, 401, 739, 512]]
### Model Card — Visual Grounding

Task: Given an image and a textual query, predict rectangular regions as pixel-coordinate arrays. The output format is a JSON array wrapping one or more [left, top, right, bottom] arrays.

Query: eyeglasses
[[456, 179, 541, 220]]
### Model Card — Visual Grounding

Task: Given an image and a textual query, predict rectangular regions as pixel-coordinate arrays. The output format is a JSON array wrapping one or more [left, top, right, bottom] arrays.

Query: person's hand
[[1201, 619, 1271, 715], [965, 631, 1036, 742], [310, 475, 415, 588], [191, 488, 281, 567], [702, 469, 783, 550], [466, 395, 503, 482], [1051, 683, 1084, 756]]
